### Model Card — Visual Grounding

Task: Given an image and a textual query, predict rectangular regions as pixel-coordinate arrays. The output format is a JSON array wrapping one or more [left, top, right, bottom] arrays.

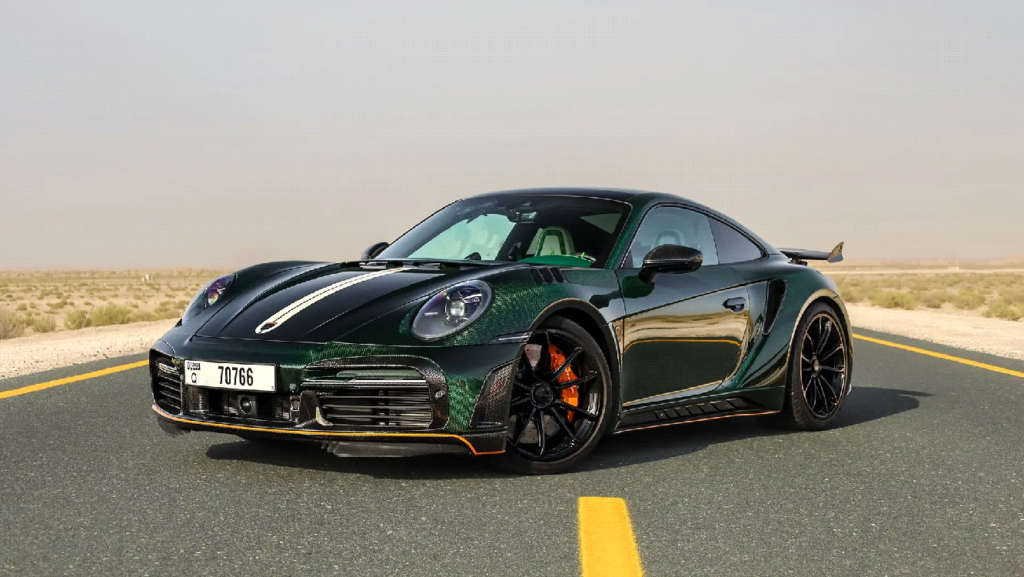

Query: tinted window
[[624, 207, 719, 268], [709, 218, 763, 263]]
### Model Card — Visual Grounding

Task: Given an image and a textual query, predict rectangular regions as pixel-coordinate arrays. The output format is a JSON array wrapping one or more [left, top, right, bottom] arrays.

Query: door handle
[[723, 297, 746, 313]]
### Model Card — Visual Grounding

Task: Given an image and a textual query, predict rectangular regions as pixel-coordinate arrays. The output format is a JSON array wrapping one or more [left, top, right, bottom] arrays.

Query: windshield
[[378, 195, 630, 268]]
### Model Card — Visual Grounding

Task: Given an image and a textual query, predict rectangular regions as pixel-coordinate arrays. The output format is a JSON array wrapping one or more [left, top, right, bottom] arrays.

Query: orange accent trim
[[618, 410, 778, 433], [152, 405, 504, 456]]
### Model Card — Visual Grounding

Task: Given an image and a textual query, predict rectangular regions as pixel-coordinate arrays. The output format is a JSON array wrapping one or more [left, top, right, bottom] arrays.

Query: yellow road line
[[853, 334, 1024, 379], [578, 497, 644, 577], [0, 360, 149, 400]]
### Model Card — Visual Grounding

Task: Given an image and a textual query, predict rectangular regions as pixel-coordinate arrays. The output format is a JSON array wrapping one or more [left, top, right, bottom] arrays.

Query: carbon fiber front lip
[[152, 404, 506, 455]]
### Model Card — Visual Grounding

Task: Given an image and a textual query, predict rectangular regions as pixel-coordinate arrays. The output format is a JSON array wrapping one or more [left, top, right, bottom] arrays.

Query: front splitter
[[153, 405, 507, 456]]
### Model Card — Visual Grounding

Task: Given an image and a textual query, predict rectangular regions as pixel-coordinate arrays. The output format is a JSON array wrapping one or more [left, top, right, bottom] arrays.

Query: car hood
[[195, 262, 512, 343]]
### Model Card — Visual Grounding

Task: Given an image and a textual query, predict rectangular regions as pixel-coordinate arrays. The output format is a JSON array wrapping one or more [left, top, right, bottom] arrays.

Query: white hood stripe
[[254, 268, 402, 334]]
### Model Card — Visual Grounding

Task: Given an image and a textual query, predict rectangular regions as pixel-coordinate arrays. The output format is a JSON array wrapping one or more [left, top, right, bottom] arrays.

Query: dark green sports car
[[151, 188, 851, 474]]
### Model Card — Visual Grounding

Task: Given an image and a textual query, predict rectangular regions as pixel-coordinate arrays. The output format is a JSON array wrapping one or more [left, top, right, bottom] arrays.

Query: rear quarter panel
[[712, 256, 851, 407]]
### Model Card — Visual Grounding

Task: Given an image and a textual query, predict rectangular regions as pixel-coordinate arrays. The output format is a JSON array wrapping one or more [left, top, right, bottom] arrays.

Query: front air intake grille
[[151, 355, 183, 414], [318, 380, 433, 429], [197, 389, 295, 424]]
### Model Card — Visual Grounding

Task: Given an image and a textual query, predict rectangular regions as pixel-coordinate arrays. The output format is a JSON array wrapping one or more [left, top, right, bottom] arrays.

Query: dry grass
[[869, 291, 920, 310], [0, 269, 226, 337], [829, 268, 1024, 322]]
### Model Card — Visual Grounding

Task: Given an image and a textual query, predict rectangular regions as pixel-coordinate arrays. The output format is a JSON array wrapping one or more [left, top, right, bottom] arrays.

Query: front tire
[[783, 302, 851, 430], [490, 316, 616, 475]]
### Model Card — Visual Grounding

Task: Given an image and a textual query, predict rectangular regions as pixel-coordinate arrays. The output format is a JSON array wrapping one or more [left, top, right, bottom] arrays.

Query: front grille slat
[[151, 354, 183, 415], [315, 373, 433, 429]]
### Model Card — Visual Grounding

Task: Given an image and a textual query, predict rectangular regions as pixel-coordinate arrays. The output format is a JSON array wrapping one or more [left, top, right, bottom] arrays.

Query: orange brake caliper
[[549, 344, 579, 421]]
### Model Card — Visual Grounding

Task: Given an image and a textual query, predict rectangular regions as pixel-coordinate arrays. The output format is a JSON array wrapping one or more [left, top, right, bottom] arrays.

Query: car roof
[[470, 187, 671, 203]]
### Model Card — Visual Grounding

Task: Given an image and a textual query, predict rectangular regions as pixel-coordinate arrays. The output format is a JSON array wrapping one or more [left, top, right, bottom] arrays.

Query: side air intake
[[764, 279, 786, 334]]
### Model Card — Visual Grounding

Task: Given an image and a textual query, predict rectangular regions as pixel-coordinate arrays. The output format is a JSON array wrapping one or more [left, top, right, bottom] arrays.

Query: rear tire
[[489, 316, 616, 475], [782, 302, 851, 430]]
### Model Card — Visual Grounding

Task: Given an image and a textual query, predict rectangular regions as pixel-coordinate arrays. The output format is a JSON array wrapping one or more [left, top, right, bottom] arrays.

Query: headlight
[[411, 280, 492, 341], [182, 274, 235, 324]]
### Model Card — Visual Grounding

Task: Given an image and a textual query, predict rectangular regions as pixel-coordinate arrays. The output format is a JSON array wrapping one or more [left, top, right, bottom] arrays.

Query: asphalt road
[[1, 328, 1023, 577]]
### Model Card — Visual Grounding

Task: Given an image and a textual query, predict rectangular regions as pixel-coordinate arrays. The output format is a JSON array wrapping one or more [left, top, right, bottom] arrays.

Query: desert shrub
[[983, 300, 1022, 321], [152, 302, 185, 320], [83, 301, 93, 307], [90, 304, 134, 326], [1000, 287, 1024, 306], [921, 291, 954, 309], [64, 310, 91, 330], [47, 299, 68, 310], [871, 291, 920, 310], [840, 286, 865, 303], [129, 310, 156, 322], [28, 302, 36, 309], [15, 303, 27, 311], [0, 309, 26, 339], [953, 289, 986, 310], [29, 315, 57, 333]]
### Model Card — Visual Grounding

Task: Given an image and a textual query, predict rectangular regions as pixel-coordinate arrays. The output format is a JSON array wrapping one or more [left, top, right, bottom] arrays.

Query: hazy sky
[[2, 1, 1022, 269]]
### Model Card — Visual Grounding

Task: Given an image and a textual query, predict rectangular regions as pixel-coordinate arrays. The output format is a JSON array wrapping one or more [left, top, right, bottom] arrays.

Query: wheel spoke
[[556, 400, 597, 420], [537, 332, 553, 377], [824, 373, 842, 399], [815, 378, 830, 411], [820, 343, 844, 361], [549, 407, 579, 443], [552, 347, 583, 380], [815, 320, 833, 355], [552, 371, 597, 391], [509, 396, 531, 409], [819, 366, 843, 373], [536, 410, 547, 455], [816, 377, 834, 404], [513, 408, 537, 446], [805, 382, 817, 410]]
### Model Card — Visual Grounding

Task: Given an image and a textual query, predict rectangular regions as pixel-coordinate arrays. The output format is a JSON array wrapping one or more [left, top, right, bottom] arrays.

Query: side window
[[709, 218, 763, 264], [624, 207, 719, 268]]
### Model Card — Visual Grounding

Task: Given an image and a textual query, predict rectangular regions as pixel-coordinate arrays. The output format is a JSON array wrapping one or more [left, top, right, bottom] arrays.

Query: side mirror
[[361, 242, 390, 260], [638, 245, 703, 283]]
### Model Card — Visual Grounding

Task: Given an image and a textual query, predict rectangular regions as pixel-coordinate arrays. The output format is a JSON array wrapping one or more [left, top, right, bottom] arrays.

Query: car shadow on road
[[581, 385, 930, 472], [204, 386, 928, 479]]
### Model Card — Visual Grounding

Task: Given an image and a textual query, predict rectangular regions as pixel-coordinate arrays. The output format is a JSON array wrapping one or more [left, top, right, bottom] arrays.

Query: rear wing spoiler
[[779, 242, 844, 265]]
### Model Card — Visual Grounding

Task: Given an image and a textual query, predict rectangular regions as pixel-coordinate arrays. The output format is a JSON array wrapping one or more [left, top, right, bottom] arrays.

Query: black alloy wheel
[[784, 302, 850, 429], [491, 316, 614, 474]]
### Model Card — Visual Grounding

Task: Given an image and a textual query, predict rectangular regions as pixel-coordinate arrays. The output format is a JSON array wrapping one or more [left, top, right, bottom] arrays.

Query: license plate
[[184, 360, 276, 392]]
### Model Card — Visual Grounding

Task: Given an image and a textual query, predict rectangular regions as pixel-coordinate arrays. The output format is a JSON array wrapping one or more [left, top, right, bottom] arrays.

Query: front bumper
[[149, 336, 523, 457]]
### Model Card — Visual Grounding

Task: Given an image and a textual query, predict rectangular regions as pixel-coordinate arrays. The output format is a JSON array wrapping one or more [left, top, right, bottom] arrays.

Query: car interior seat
[[529, 226, 576, 257]]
